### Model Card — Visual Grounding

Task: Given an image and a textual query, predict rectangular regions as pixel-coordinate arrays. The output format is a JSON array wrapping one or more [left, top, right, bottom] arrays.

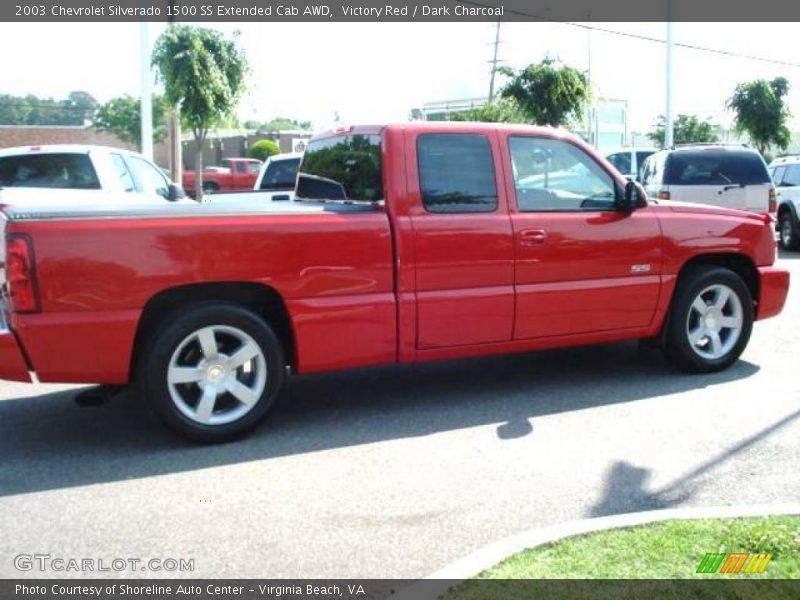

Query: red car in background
[[182, 157, 262, 195]]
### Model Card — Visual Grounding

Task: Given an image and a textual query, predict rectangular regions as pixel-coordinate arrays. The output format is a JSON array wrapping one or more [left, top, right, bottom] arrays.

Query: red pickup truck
[[182, 157, 262, 195], [0, 123, 789, 441]]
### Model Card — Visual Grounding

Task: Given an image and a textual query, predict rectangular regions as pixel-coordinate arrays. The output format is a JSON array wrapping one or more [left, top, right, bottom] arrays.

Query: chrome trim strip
[[2, 202, 382, 223]]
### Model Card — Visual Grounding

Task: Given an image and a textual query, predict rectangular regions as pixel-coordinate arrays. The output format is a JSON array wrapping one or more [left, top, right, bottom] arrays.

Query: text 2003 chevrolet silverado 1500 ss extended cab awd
[[0, 123, 790, 441]]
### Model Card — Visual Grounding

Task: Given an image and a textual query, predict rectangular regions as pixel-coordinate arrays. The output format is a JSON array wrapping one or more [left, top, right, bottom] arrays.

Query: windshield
[[295, 134, 382, 202]]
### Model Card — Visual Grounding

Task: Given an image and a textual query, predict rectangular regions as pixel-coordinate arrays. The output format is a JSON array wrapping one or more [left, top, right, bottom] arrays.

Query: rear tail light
[[657, 190, 671, 200], [769, 187, 777, 213], [5, 235, 39, 313]]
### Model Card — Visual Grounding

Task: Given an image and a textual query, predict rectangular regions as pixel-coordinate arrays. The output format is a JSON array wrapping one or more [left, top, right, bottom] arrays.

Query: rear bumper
[[757, 266, 790, 321], [0, 310, 31, 382]]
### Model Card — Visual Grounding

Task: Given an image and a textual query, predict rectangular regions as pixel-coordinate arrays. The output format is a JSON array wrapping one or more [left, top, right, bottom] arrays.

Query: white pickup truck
[[211, 152, 302, 203], [0, 144, 188, 204]]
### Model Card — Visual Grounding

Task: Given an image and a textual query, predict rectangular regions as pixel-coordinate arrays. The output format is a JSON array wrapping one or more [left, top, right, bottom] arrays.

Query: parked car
[[0, 123, 788, 442], [605, 147, 657, 181], [211, 153, 302, 203], [0, 145, 186, 203], [182, 157, 262, 195], [768, 155, 800, 250], [639, 145, 776, 215]]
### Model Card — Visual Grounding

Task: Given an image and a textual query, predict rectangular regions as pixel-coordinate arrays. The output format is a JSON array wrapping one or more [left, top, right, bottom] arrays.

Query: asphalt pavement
[[0, 251, 798, 579]]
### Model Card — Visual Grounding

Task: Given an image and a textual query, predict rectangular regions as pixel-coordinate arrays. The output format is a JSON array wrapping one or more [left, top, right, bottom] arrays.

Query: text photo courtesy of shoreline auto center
[[0, 1, 799, 598]]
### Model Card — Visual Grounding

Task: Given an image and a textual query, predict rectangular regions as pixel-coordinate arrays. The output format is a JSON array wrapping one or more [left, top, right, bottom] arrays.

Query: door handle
[[519, 229, 547, 245]]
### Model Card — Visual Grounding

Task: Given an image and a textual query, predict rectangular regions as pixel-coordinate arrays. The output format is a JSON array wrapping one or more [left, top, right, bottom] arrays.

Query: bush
[[247, 139, 280, 161]]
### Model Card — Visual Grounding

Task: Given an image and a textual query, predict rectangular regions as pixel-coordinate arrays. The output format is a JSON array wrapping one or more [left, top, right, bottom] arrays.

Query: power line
[[457, 1, 800, 69]]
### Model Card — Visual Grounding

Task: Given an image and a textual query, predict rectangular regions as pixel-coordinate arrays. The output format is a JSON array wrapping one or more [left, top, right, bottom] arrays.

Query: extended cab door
[[406, 130, 514, 349], [501, 134, 663, 339]]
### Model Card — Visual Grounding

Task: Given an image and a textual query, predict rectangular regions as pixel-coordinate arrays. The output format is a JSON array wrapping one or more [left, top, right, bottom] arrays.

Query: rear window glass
[[0, 153, 101, 189], [296, 134, 382, 202], [418, 133, 497, 213], [665, 151, 770, 186], [259, 157, 300, 191]]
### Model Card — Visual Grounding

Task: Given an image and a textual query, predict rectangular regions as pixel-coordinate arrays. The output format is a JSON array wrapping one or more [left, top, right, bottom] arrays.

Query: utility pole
[[586, 24, 594, 147], [488, 21, 501, 101], [166, 2, 182, 182], [139, 21, 153, 160], [665, 1, 675, 148]]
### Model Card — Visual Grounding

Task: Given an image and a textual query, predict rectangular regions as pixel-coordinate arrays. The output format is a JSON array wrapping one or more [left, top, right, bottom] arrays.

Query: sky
[[0, 21, 798, 134]]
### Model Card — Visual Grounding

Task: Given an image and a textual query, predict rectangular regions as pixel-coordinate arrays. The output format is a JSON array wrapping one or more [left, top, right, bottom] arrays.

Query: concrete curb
[[394, 503, 800, 600]]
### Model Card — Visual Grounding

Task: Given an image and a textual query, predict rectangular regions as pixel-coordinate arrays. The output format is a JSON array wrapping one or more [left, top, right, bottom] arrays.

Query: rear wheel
[[139, 303, 285, 442], [779, 212, 800, 251], [202, 181, 219, 194], [665, 267, 753, 373]]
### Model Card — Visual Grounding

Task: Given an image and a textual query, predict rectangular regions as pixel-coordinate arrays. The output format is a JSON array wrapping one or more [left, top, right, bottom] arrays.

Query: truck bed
[[2, 198, 395, 383]]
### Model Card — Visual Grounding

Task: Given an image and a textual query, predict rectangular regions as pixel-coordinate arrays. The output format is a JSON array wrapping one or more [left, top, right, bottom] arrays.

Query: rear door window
[[665, 151, 770, 186], [0, 153, 101, 189], [417, 133, 497, 213]]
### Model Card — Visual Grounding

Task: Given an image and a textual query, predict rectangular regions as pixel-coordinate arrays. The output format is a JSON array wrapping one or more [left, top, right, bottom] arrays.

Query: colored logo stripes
[[696, 552, 773, 574]]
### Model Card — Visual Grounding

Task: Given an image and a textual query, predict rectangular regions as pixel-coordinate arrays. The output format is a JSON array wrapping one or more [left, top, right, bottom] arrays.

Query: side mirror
[[616, 180, 645, 211], [167, 183, 186, 202]]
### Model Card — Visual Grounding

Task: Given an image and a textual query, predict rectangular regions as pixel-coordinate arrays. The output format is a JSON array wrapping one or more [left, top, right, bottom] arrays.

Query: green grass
[[441, 517, 800, 599]]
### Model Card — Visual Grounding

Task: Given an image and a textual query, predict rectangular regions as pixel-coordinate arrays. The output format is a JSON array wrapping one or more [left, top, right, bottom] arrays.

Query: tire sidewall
[[779, 213, 799, 250], [667, 267, 754, 373], [140, 303, 285, 442]]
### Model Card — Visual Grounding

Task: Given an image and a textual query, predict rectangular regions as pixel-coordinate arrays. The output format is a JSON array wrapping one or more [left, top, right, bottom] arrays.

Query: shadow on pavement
[[0, 341, 760, 497], [590, 406, 800, 517]]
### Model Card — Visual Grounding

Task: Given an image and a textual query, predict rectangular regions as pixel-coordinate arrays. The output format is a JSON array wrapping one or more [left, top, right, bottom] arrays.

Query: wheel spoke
[[226, 341, 260, 370], [197, 327, 218, 360], [692, 296, 708, 315], [688, 326, 706, 346], [714, 287, 731, 310], [168, 365, 204, 384], [225, 380, 259, 406], [707, 331, 723, 356], [720, 315, 742, 329], [195, 386, 218, 424]]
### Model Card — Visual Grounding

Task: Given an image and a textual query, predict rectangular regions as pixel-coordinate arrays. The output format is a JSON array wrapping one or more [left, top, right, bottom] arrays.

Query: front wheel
[[665, 267, 754, 373], [138, 303, 285, 442], [779, 212, 800, 251]]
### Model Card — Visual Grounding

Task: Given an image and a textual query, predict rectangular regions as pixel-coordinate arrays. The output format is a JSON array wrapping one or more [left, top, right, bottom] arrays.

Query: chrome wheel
[[167, 325, 267, 426], [685, 284, 743, 360]]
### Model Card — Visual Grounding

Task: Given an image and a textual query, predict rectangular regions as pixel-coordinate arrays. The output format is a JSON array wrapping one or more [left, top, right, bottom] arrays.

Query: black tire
[[138, 303, 285, 442], [664, 266, 753, 373], [202, 181, 219, 194], [779, 212, 800, 251]]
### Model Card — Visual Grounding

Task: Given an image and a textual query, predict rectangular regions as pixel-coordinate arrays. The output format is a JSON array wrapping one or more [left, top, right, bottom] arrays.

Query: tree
[[498, 58, 590, 127], [93, 94, 168, 148], [408, 108, 424, 121], [152, 25, 248, 201], [446, 98, 526, 124], [247, 139, 280, 161], [0, 91, 97, 126], [243, 117, 312, 131], [647, 114, 719, 148], [727, 77, 791, 155]]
